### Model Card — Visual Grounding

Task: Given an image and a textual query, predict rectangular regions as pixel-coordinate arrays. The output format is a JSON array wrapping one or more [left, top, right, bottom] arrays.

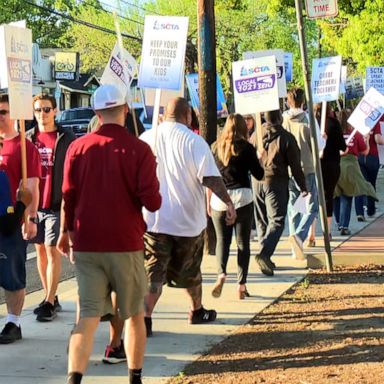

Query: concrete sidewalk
[[0, 245, 308, 384], [1, 225, 381, 384]]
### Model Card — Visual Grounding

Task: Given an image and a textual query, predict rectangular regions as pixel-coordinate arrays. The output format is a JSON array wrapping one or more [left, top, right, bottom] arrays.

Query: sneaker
[[255, 256, 274, 276], [33, 299, 45, 314], [36, 302, 57, 322], [34, 295, 62, 314], [356, 215, 366, 222], [189, 307, 217, 324], [0, 322, 22, 344], [289, 235, 305, 260], [144, 317, 153, 337], [102, 340, 127, 364], [340, 228, 351, 236], [53, 296, 62, 312]]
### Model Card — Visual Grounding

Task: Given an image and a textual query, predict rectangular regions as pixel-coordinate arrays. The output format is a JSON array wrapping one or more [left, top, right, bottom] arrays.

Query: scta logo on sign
[[153, 20, 179, 30], [240, 65, 270, 77], [10, 36, 29, 54]]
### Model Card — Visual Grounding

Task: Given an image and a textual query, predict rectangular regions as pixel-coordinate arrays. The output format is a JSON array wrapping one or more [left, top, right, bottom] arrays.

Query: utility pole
[[197, 0, 217, 145], [294, 0, 333, 271]]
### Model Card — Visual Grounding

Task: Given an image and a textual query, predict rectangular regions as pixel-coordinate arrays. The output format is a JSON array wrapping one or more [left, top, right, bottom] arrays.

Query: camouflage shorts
[[144, 231, 204, 288]]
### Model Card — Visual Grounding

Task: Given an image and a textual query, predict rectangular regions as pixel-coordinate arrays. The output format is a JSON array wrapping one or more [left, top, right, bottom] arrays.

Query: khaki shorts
[[74, 251, 147, 320], [144, 231, 204, 288]]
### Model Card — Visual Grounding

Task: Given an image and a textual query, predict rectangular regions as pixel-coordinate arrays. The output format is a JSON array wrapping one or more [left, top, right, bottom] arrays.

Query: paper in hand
[[293, 193, 311, 215]]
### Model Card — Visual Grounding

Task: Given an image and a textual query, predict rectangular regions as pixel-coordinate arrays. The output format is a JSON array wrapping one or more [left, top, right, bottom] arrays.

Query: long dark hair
[[336, 109, 352, 134]]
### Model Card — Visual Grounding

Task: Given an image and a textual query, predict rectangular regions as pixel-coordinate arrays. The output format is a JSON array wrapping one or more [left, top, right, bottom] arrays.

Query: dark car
[[58, 107, 95, 137], [58, 105, 150, 138]]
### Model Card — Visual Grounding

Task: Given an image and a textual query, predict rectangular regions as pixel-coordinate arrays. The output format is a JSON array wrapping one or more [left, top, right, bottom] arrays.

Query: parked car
[[57, 107, 95, 137], [131, 106, 152, 131], [58, 105, 151, 138]]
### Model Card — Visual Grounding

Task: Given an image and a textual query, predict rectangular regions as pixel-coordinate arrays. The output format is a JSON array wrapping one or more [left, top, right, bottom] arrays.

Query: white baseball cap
[[91, 84, 126, 111]]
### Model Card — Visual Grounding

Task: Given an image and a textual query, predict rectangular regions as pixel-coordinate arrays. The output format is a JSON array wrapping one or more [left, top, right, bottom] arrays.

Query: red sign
[[305, 0, 338, 19]]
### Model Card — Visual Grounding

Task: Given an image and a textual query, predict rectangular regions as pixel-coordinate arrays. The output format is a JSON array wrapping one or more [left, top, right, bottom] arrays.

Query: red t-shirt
[[0, 135, 41, 204], [34, 131, 57, 209], [368, 116, 383, 157], [62, 124, 161, 252], [344, 130, 366, 157]]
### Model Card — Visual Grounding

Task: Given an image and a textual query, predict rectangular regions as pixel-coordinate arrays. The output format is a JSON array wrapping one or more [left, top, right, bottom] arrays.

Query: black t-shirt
[[212, 139, 264, 189], [322, 117, 347, 163]]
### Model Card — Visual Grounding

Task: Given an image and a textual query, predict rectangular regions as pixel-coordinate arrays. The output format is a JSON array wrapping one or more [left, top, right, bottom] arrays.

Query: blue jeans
[[287, 173, 319, 242], [355, 154, 380, 217], [334, 195, 353, 228]]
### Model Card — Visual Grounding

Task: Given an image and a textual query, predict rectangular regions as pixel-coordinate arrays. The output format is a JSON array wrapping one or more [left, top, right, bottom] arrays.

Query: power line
[[24, 0, 142, 42], [87, 0, 145, 25], [119, 0, 164, 16]]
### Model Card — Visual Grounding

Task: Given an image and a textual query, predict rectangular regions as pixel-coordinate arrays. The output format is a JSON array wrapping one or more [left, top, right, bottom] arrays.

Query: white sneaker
[[289, 235, 306, 260]]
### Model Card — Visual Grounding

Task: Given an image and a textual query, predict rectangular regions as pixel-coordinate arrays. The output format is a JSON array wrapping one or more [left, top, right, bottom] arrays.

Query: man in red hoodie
[[58, 84, 161, 384]]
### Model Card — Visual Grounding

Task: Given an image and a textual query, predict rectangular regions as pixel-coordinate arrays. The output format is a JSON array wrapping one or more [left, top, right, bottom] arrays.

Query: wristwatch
[[29, 216, 39, 224]]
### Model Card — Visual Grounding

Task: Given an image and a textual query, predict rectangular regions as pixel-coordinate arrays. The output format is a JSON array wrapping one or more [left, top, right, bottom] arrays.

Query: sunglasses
[[0, 110, 9, 116], [34, 107, 54, 113]]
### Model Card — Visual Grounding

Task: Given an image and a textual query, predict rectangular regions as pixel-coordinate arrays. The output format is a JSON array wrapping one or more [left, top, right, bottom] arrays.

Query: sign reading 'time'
[[305, 0, 338, 19]]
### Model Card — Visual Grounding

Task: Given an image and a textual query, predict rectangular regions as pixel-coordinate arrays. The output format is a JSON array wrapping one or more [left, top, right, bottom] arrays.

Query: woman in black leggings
[[207, 114, 264, 299], [314, 103, 346, 238]]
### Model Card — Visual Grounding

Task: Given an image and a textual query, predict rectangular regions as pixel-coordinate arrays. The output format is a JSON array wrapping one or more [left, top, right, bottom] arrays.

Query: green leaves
[[0, 0, 78, 48]]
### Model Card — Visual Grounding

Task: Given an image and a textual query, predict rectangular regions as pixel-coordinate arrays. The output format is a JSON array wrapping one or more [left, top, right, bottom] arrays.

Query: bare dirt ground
[[167, 266, 384, 384]]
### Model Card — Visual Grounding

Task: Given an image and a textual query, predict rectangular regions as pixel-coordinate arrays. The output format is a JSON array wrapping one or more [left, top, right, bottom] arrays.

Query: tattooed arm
[[202, 176, 236, 225]]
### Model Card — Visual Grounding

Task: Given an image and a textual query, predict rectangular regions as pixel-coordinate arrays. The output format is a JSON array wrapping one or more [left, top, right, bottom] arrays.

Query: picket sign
[[366, 67, 384, 96], [0, 22, 33, 188], [311, 56, 342, 104], [138, 15, 189, 145], [242, 50, 289, 150], [106, 12, 140, 136], [232, 55, 279, 152], [243, 49, 287, 98], [311, 56, 342, 149], [347, 87, 384, 141], [379, 122, 384, 165], [345, 77, 364, 100], [185, 73, 228, 118], [284, 52, 293, 83]]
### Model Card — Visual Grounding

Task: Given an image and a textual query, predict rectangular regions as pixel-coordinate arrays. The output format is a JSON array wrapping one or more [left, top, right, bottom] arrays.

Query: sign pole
[[152, 88, 162, 155], [113, 9, 139, 137], [320, 100, 327, 135], [255, 112, 263, 153], [295, 0, 333, 271], [197, 0, 217, 145], [15, 120, 27, 188]]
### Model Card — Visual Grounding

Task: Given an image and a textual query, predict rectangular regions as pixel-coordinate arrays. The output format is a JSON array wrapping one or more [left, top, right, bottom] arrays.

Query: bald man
[[140, 97, 236, 336]]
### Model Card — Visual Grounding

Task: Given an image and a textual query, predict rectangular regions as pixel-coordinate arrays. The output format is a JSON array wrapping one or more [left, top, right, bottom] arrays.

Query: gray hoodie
[[283, 109, 315, 176]]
